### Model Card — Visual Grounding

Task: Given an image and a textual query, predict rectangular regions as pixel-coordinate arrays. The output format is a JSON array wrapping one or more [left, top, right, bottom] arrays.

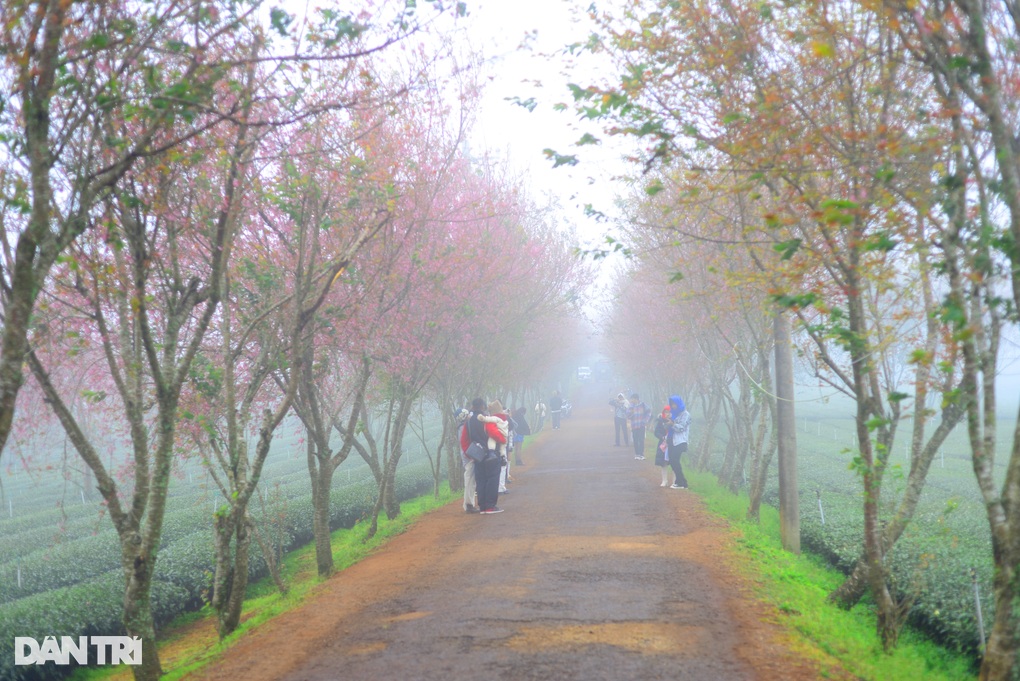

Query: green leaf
[[939, 299, 967, 328], [568, 83, 593, 102], [270, 8, 292, 35], [506, 96, 537, 112], [947, 56, 970, 70], [863, 231, 898, 253], [874, 164, 896, 183], [645, 180, 664, 196], [84, 33, 110, 50], [773, 238, 802, 260], [542, 148, 579, 168], [770, 292, 818, 309], [865, 416, 889, 431], [820, 199, 858, 225]]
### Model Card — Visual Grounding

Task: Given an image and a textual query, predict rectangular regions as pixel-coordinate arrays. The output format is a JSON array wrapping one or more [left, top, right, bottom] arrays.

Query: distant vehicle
[[577, 366, 592, 381]]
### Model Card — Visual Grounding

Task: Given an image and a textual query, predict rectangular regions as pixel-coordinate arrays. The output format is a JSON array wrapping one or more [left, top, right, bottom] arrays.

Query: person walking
[[627, 392, 651, 460], [466, 397, 504, 514], [609, 392, 630, 446], [549, 391, 563, 430], [667, 394, 691, 489]]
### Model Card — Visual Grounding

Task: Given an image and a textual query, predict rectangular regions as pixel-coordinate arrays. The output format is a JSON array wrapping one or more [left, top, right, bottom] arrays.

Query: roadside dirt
[[185, 387, 850, 681]]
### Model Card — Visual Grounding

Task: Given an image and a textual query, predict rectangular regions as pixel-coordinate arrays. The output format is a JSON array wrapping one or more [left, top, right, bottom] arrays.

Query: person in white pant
[[456, 409, 478, 513]]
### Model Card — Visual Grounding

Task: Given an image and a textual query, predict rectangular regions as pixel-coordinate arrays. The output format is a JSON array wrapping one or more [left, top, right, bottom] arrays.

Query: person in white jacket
[[666, 394, 691, 489]]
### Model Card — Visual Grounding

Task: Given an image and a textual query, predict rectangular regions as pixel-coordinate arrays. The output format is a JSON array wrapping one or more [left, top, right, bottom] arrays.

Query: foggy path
[[189, 388, 828, 681]]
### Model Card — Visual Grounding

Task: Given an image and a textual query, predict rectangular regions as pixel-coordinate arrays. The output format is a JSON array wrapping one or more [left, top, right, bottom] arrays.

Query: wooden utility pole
[[774, 311, 800, 553]]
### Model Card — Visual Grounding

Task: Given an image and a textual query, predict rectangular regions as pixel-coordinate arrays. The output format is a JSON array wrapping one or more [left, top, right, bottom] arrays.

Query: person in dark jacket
[[467, 397, 504, 514], [511, 406, 530, 465], [627, 392, 651, 460]]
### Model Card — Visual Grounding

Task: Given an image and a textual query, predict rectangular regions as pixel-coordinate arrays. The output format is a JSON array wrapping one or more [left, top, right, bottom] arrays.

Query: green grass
[[686, 469, 978, 681], [69, 487, 457, 681]]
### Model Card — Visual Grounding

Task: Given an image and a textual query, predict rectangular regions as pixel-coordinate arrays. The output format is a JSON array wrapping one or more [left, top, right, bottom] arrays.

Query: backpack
[[653, 418, 669, 440]]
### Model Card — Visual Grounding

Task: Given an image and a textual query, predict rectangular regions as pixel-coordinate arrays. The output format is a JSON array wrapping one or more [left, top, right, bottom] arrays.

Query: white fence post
[[972, 568, 986, 651]]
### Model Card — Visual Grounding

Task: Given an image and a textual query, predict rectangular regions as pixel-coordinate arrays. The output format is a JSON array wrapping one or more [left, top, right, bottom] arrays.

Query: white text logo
[[14, 636, 142, 666]]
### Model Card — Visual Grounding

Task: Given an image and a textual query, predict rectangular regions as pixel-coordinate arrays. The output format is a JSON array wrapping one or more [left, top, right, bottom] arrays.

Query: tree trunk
[[382, 450, 401, 520], [123, 548, 161, 681], [842, 258, 900, 649], [212, 506, 254, 639], [774, 311, 799, 555], [747, 399, 777, 523], [718, 394, 742, 487], [695, 391, 722, 470], [981, 555, 1018, 681], [829, 408, 962, 608], [220, 516, 251, 638], [311, 464, 334, 577], [251, 522, 287, 595]]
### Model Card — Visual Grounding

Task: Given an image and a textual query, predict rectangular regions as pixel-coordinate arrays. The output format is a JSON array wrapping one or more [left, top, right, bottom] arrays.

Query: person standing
[[667, 394, 691, 489], [467, 397, 504, 514], [549, 391, 563, 430], [457, 408, 478, 513], [653, 405, 673, 486], [511, 406, 530, 465], [627, 392, 651, 460], [534, 398, 547, 432], [609, 392, 630, 446], [484, 400, 511, 495]]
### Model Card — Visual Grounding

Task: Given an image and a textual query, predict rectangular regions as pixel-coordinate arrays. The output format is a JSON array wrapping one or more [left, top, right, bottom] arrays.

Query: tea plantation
[[0, 420, 443, 681], [743, 398, 1000, 662]]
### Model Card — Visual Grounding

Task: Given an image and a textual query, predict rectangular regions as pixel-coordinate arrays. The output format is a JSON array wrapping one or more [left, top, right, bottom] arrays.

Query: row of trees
[[565, 0, 1018, 678], [1, 2, 590, 680]]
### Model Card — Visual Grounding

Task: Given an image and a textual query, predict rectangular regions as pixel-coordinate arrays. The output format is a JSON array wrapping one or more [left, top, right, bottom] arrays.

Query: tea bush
[[0, 458, 437, 681]]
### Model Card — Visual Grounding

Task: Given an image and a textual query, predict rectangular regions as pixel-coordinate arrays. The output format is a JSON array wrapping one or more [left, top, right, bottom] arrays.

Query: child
[[476, 402, 509, 456], [654, 405, 672, 487]]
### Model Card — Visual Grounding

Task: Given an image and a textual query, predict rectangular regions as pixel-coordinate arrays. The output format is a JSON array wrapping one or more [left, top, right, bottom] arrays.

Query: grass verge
[[70, 487, 457, 681], [685, 469, 977, 681]]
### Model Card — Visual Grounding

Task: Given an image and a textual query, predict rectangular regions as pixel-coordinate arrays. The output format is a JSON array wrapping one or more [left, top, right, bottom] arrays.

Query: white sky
[[459, 0, 631, 315]]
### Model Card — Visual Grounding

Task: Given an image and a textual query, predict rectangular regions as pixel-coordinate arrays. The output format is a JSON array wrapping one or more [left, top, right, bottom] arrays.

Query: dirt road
[[188, 389, 835, 681]]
